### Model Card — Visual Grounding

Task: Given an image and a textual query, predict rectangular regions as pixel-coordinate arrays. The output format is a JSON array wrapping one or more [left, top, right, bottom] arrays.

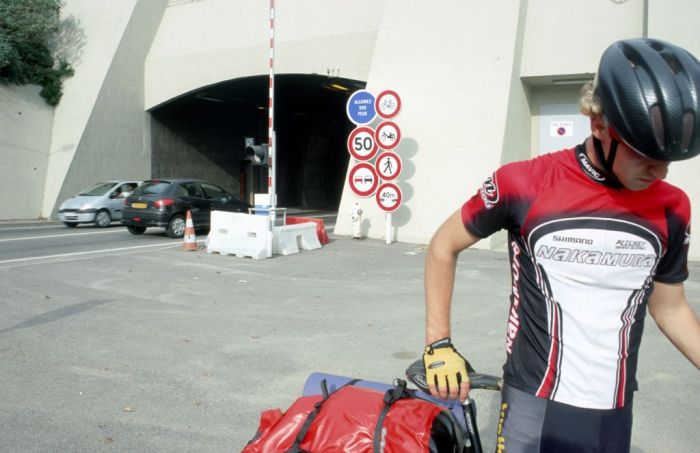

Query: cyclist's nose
[[649, 161, 669, 180]]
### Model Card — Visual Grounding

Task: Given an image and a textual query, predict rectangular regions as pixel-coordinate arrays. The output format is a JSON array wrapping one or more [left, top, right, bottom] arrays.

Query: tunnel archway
[[149, 74, 364, 209]]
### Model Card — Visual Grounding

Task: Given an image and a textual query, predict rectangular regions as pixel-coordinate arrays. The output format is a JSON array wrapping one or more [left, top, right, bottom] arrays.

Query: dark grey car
[[121, 179, 251, 238]]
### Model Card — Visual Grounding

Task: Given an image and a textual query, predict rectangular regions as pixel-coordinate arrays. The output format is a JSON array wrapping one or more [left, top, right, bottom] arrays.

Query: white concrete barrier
[[206, 211, 272, 259], [272, 223, 322, 256]]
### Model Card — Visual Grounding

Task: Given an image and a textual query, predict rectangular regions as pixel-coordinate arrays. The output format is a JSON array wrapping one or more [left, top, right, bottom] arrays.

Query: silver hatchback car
[[58, 181, 141, 228]]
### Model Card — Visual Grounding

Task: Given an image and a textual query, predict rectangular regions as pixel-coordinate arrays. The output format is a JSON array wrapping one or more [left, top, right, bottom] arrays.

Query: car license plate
[[131, 202, 147, 209]]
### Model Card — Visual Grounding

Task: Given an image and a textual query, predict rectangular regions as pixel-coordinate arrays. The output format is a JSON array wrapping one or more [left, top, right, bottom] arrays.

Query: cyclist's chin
[[623, 178, 656, 191]]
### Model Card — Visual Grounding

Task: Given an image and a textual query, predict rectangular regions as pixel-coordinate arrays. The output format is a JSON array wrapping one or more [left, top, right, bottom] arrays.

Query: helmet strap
[[592, 136, 623, 188]]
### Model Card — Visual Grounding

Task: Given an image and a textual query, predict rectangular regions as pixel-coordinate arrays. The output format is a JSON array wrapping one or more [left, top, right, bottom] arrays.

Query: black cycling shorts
[[496, 384, 633, 453]]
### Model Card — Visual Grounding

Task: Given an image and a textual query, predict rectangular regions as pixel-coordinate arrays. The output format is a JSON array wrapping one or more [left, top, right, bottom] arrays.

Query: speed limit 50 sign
[[347, 126, 379, 161]]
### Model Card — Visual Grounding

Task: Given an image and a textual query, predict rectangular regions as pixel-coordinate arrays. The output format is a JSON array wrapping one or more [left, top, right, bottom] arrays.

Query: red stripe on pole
[[269, 0, 276, 204]]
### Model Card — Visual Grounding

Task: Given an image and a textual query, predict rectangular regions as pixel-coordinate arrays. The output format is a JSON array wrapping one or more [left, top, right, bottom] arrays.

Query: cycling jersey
[[461, 145, 691, 410]]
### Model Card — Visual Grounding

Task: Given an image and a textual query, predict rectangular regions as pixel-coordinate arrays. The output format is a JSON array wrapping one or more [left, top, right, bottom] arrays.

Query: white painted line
[[0, 242, 181, 265], [0, 224, 63, 231], [0, 229, 126, 243]]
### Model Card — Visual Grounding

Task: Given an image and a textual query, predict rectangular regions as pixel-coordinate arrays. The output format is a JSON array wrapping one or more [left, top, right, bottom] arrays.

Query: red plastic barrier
[[286, 216, 329, 244]]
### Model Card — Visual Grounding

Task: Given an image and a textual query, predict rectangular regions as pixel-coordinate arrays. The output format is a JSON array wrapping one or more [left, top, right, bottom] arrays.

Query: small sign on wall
[[550, 121, 574, 137], [539, 103, 589, 154]]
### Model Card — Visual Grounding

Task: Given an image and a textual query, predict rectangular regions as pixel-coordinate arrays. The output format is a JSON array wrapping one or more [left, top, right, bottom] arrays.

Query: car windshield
[[78, 182, 116, 196], [134, 181, 173, 195]]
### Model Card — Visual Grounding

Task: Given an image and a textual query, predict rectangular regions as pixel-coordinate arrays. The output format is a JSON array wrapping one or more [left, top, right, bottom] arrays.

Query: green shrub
[[0, 0, 74, 106]]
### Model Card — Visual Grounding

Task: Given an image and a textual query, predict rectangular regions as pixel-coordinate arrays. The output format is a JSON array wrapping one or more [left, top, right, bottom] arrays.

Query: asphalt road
[[0, 221, 698, 452], [0, 223, 177, 264]]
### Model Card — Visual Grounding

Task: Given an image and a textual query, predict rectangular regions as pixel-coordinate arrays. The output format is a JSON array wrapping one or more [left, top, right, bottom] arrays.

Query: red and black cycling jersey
[[461, 145, 691, 409]]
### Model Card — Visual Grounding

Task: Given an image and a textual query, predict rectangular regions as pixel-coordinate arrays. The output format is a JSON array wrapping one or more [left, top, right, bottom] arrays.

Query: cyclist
[[422, 38, 700, 452]]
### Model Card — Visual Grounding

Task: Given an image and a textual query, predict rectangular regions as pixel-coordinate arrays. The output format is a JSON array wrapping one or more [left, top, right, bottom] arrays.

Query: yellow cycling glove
[[423, 338, 469, 396]]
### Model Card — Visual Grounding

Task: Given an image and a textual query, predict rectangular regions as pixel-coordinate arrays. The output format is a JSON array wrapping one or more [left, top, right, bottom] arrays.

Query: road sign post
[[376, 182, 402, 244], [345, 89, 404, 245]]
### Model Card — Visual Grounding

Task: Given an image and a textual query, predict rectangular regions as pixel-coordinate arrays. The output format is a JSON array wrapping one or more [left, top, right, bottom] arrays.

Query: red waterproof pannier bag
[[241, 379, 465, 453]]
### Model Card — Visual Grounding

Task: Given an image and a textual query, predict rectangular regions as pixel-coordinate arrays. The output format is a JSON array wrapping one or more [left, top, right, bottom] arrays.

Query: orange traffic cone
[[181, 210, 197, 251]]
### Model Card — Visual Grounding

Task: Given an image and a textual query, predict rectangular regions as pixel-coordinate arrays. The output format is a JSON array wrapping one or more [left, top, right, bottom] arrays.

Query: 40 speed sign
[[347, 126, 379, 161]]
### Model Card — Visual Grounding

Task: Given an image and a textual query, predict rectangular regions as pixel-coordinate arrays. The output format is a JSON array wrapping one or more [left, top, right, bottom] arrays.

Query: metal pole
[[385, 212, 392, 245], [268, 0, 277, 224]]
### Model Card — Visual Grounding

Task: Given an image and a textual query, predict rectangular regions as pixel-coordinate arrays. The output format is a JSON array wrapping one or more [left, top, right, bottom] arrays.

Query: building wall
[[334, 0, 525, 249], [521, 0, 644, 82], [0, 85, 53, 219], [42, 0, 167, 218], [145, 0, 383, 110]]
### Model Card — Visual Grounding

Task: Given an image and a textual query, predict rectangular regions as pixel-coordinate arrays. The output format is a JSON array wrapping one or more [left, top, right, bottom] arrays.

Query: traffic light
[[245, 144, 269, 166]]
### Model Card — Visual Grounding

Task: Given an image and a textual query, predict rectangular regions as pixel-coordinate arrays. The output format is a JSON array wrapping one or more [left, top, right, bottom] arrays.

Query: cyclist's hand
[[423, 338, 470, 401]]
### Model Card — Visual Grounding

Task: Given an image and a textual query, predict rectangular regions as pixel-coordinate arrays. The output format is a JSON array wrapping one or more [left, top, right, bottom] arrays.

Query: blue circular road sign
[[346, 90, 376, 125]]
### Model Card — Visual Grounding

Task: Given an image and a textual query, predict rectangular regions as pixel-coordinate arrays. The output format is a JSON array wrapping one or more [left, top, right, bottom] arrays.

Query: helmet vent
[[660, 52, 682, 74], [682, 111, 694, 152], [650, 104, 665, 149]]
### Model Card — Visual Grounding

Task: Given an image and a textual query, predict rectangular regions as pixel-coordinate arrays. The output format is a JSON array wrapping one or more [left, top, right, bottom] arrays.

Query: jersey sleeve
[[654, 192, 691, 283], [461, 160, 532, 238]]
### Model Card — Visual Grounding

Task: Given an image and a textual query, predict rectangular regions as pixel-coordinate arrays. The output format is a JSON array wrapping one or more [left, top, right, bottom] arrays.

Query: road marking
[[0, 242, 181, 265], [0, 224, 62, 231], [0, 229, 126, 243]]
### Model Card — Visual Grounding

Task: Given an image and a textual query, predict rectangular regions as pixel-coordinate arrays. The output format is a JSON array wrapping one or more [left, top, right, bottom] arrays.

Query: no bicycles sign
[[375, 90, 401, 119]]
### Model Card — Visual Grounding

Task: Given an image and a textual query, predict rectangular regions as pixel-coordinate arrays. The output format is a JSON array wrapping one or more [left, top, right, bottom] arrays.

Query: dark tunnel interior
[[149, 74, 365, 209]]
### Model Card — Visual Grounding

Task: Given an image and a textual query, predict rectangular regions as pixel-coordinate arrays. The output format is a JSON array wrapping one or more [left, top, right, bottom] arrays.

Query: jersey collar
[[575, 144, 624, 189]]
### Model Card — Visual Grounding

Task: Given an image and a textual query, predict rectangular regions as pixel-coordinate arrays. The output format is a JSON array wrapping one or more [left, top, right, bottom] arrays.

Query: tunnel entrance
[[149, 74, 364, 209]]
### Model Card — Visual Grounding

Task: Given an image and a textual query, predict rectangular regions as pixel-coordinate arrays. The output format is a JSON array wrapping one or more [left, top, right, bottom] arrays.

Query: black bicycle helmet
[[595, 38, 700, 161]]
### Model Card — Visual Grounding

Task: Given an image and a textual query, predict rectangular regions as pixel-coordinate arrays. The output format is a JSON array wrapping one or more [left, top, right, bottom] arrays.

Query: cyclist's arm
[[647, 281, 700, 368], [425, 209, 480, 344]]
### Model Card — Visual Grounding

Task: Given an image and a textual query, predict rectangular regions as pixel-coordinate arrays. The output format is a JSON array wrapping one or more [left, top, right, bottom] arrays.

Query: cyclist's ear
[[590, 116, 607, 139]]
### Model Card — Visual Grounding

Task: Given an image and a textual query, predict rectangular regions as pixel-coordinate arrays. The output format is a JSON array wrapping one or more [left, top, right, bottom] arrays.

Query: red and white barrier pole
[[268, 0, 277, 222]]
